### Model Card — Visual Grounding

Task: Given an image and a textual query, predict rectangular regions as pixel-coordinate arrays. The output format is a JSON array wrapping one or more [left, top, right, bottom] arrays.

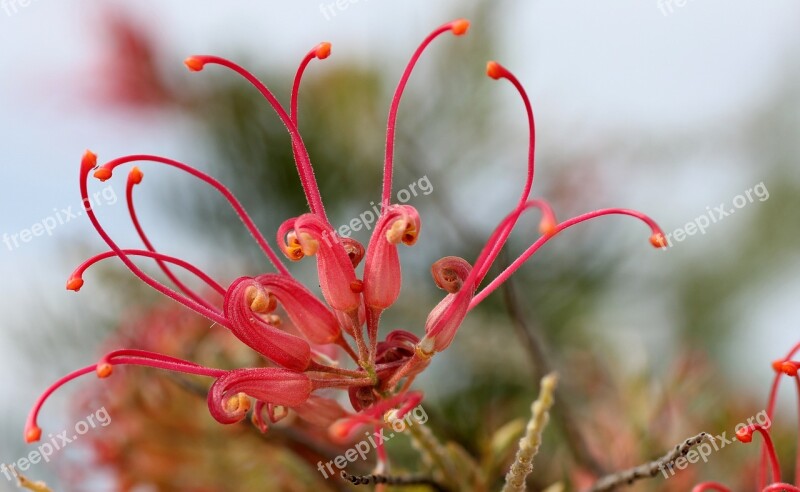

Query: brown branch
[[340, 471, 450, 492], [500, 263, 607, 477], [586, 432, 709, 492]]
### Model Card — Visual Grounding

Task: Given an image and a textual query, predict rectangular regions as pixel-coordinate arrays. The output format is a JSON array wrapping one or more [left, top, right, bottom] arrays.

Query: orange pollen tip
[[650, 232, 667, 249], [772, 359, 786, 372], [486, 61, 503, 80], [451, 19, 470, 36], [782, 361, 798, 376], [539, 219, 557, 237], [225, 392, 251, 414], [315, 42, 332, 59], [328, 420, 350, 440], [93, 168, 112, 182], [350, 279, 364, 293], [735, 428, 753, 443], [25, 426, 42, 443], [66, 277, 84, 292], [81, 150, 97, 171], [96, 363, 113, 379], [184, 56, 205, 72], [128, 166, 144, 185]]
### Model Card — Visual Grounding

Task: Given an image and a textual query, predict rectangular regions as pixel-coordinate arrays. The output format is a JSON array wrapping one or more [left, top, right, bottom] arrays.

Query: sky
[[1, 0, 799, 475]]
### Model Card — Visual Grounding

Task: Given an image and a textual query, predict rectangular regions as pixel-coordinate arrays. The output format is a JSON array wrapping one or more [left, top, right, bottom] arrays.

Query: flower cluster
[[692, 341, 800, 492], [25, 18, 665, 472]]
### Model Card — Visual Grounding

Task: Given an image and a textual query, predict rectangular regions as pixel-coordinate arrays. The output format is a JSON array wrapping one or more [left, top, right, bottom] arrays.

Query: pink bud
[[363, 205, 420, 310], [422, 256, 473, 354], [255, 274, 341, 345], [224, 277, 312, 371], [278, 214, 361, 312]]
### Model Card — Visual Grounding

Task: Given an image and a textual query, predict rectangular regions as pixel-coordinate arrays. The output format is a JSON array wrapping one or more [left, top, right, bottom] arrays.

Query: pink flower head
[[27, 19, 666, 463]]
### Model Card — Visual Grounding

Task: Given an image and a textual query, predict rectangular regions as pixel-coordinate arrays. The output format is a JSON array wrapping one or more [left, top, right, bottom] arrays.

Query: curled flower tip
[[128, 166, 144, 185], [81, 149, 97, 172], [93, 167, 112, 182], [735, 426, 753, 443], [781, 361, 798, 376], [225, 392, 252, 418], [315, 42, 332, 59], [281, 228, 319, 258], [450, 19, 470, 36], [341, 238, 365, 268], [280, 231, 305, 261], [431, 256, 472, 294], [95, 363, 113, 379], [184, 56, 205, 72], [66, 276, 84, 292], [245, 286, 276, 313], [650, 232, 668, 249], [486, 60, 505, 80], [386, 216, 419, 245], [24, 425, 41, 444]]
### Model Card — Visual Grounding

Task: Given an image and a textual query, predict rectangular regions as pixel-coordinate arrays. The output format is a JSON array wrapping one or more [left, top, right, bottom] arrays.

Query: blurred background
[[1, 0, 799, 490]]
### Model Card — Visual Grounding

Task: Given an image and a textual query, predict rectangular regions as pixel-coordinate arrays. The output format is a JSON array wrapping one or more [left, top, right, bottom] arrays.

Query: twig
[[501, 373, 558, 492], [586, 432, 710, 491], [407, 419, 461, 488], [340, 471, 449, 491], [500, 265, 607, 477]]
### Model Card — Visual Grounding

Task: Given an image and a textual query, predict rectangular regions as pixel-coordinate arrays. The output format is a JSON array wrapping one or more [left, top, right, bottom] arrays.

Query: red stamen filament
[[96, 154, 289, 276], [80, 161, 228, 326], [737, 424, 781, 483], [486, 61, 536, 205], [185, 55, 327, 221], [291, 42, 331, 127], [70, 249, 225, 297], [472, 61, 538, 286], [762, 342, 800, 488], [473, 199, 556, 286], [126, 167, 218, 308], [382, 19, 469, 206], [25, 350, 225, 443], [471, 208, 664, 308], [762, 484, 800, 492], [690, 483, 731, 492]]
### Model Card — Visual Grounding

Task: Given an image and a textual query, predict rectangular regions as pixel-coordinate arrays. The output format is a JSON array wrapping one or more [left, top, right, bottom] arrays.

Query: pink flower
[[26, 19, 665, 457]]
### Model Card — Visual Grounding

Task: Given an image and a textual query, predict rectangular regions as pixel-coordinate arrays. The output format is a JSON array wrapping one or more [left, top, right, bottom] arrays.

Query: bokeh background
[[1, 0, 799, 490]]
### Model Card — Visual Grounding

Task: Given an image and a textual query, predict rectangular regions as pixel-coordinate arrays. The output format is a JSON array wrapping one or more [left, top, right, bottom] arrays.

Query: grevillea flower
[[26, 20, 667, 476], [692, 342, 800, 492]]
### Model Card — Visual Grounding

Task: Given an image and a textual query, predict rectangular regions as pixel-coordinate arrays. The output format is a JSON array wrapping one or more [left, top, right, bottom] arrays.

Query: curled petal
[[208, 368, 312, 425], [376, 329, 419, 364], [278, 214, 360, 312], [224, 277, 311, 371], [363, 205, 421, 310], [251, 401, 290, 433], [255, 273, 341, 345], [341, 237, 366, 268], [431, 256, 472, 294]]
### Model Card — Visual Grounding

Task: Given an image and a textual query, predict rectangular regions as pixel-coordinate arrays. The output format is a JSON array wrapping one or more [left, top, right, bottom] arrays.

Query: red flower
[[26, 19, 665, 466]]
